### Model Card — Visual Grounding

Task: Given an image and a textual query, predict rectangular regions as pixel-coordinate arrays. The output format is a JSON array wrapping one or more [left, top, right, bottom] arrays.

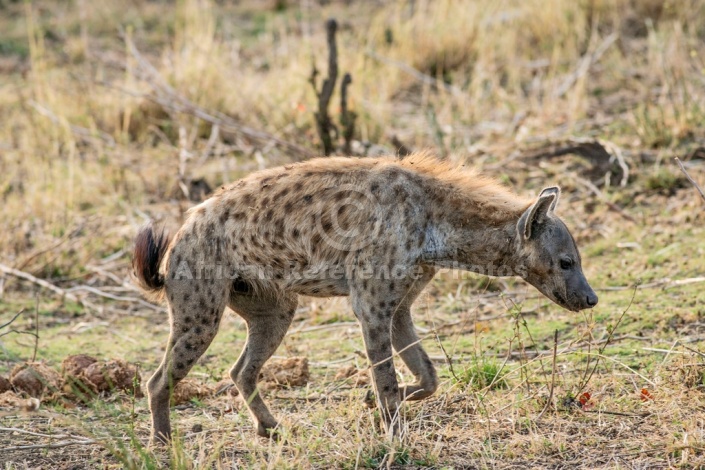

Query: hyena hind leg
[[148, 283, 227, 444], [228, 291, 298, 438]]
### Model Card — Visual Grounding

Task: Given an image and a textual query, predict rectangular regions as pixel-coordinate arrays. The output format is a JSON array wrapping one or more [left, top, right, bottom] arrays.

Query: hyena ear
[[517, 186, 560, 240], [538, 186, 560, 212]]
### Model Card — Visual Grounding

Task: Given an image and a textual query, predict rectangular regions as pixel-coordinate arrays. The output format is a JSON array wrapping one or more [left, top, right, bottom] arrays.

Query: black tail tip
[[133, 224, 170, 292]]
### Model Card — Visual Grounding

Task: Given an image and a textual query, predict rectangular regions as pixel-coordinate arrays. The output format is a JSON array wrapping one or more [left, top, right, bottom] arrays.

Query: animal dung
[[334, 365, 370, 387], [61, 355, 142, 398], [61, 354, 98, 378], [172, 378, 213, 405], [80, 359, 143, 397], [61, 354, 101, 399], [214, 379, 239, 397], [259, 357, 310, 389], [0, 375, 11, 393], [0, 390, 40, 411], [10, 362, 62, 398]]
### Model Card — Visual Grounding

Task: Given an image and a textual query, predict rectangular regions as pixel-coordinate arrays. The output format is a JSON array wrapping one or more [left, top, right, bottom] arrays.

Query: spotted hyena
[[133, 152, 598, 443]]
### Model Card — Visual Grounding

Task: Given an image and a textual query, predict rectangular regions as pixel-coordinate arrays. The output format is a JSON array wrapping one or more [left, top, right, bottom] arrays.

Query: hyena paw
[[150, 431, 171, 447], [257, 421, 281, 439], [363, 389, 376, 409]]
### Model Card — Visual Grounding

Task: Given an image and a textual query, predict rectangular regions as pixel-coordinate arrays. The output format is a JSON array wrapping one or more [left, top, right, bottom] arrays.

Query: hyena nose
[[586, 292, 598, 308]]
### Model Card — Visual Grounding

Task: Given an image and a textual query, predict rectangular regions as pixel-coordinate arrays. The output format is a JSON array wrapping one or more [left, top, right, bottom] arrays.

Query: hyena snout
[[565, 276, 598, 311], [585, 289, 598, 308], [578, 274, 598, 309], [574, 287, 598, 310]]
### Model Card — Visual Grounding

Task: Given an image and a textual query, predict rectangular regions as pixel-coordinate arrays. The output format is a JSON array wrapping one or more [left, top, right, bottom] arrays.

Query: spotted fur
[[133, 152, 597, 443]]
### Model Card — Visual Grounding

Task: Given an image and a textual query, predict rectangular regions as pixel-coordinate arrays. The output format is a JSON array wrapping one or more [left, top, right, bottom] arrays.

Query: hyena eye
[[560, 258, 573, 270]]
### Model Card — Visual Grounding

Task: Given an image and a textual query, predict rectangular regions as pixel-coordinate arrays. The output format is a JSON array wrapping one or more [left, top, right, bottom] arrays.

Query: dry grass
[[1, 0, 705, 468]]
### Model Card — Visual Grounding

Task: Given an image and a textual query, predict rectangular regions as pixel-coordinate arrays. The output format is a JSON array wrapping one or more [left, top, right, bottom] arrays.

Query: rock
[[10, 362, 62, 398], [260, 357, 310, 388]]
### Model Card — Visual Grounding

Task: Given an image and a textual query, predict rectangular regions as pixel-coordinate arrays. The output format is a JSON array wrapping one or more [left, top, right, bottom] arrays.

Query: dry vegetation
[[1, 0, 705, 468]]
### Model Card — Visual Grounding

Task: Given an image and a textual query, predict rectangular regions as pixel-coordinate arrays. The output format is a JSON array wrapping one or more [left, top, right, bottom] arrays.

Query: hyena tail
[[132, 224, 171, 302]]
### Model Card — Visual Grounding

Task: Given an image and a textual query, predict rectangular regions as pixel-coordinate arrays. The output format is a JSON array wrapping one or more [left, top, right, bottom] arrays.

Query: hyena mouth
[[552, 290, 575, 311]]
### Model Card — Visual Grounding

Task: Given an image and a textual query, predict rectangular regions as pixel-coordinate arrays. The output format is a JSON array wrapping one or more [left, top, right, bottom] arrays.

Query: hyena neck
[[422, 204, 525, 278]]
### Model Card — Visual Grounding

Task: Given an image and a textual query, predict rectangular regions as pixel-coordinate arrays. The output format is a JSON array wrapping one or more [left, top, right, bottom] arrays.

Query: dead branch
[[124, 37, 313, 159], [311, 19, 339, 156], [339, 72, 356, 155], [527, 137, 629, 187], [675, 157, 705, 202], [569, 173, 636, 223], [0, 263, 78, 302], [28, 101, 116, 147], [0, 427, 92, 439], [554, 32, 618, 98], [0, 426, 96, 452], [597, 276, 705, 291], [3, 439, 97, 452], [65, 285, 162, 310]]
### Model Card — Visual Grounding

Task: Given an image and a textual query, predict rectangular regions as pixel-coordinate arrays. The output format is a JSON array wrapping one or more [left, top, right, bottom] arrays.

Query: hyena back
[[133, 152, 597, 443]]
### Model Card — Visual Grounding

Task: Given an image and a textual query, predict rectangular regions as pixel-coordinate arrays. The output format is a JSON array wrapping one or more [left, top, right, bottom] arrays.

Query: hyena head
[[516, 187, 598, 312]]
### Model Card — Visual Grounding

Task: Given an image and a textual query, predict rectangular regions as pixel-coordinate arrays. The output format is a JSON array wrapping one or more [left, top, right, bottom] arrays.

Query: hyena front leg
[[228, 290, 298, 438], [148, 279, 228, 444], [392, 265, 439, 401], [351, 284, 403, 437]]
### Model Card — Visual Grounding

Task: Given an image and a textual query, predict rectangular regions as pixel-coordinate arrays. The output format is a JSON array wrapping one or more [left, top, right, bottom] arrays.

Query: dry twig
[[28, 101, 116, 147], [554, 32, 618, 98], [0, 309, 24, 331], [577, 282, 639, 393], [675, 157, 705, 202], [366, 50, 467, 98], [32, 296, 39, 362], [0, 426, 96, 451], [537, 329, 559, 419]]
